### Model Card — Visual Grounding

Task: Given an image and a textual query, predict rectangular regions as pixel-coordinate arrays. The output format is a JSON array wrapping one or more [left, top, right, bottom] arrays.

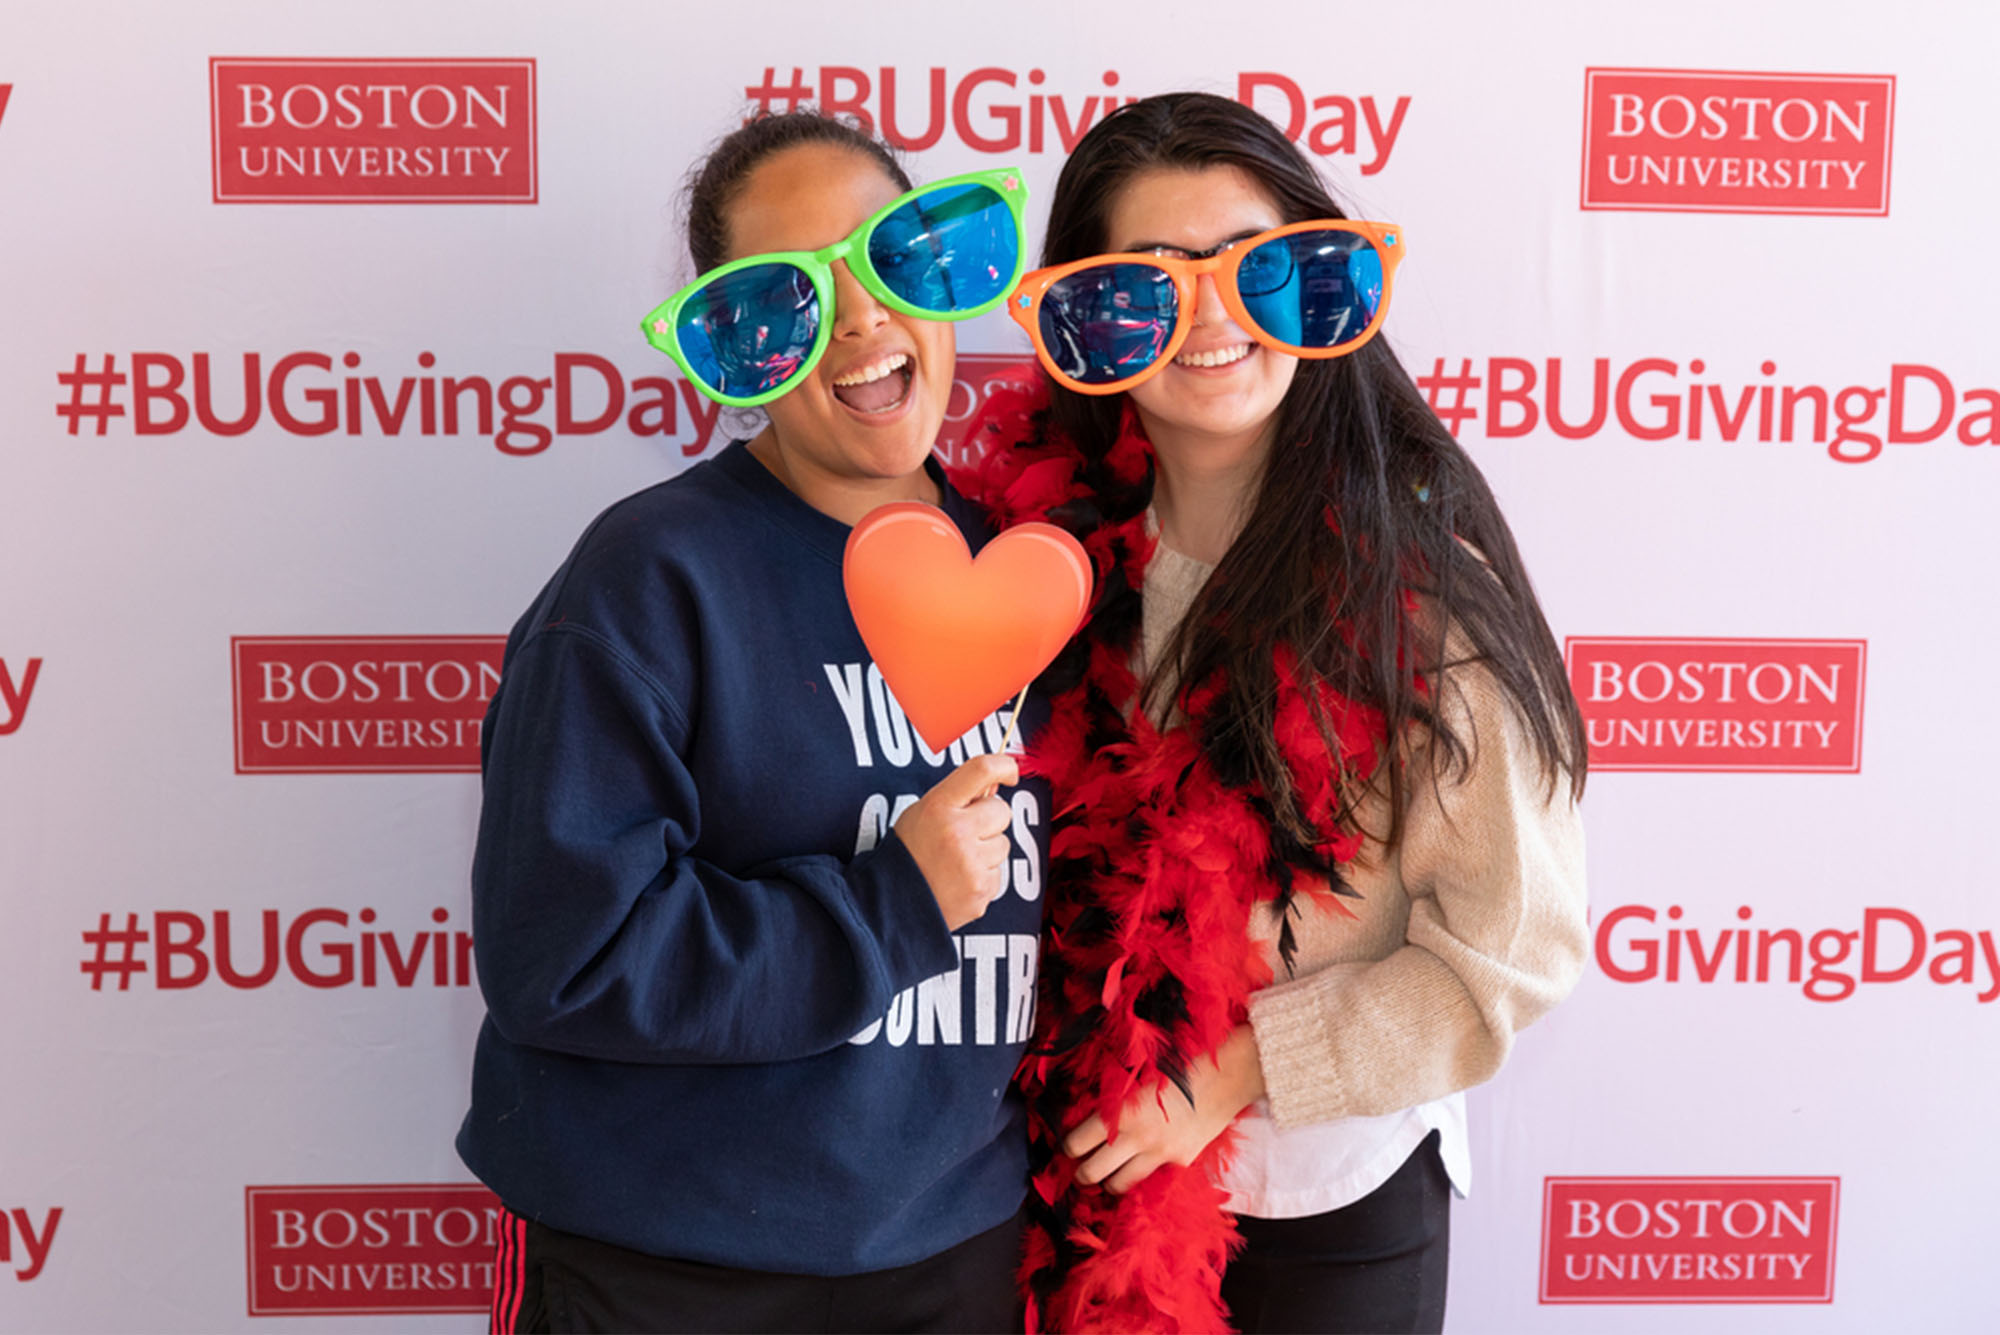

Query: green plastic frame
[[640, 166, 1029, 408]]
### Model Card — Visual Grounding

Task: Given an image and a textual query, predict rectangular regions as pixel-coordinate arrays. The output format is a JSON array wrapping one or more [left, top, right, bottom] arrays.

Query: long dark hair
[[1039, 92, 1585, 851], [682, 109, 910, 272]]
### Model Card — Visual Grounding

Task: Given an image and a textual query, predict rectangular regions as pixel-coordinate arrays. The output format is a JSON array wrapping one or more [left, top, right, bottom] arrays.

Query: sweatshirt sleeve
[[469, 624, 961, 1065], [1245, 662, 1589, 1128]]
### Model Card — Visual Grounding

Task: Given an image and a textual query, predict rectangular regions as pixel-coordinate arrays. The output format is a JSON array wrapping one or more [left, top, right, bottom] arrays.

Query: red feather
[[961, 382, 1387, 1333]]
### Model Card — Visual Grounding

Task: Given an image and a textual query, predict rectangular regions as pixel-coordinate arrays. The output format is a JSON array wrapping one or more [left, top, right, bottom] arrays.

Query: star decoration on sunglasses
[[639, 167, 1030, 408]]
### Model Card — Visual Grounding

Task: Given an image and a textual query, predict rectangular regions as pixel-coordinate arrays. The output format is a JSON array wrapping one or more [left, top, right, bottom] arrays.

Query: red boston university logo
[[1542, 1177, 1838, 1303], [245, 1184, 500, 1316], [232, 636, 503, 774], [934, 353, 1038, 469], [1581, 69, 1893, 216], [211, 59, 537, 203], [1565, 637, 1865, 773]]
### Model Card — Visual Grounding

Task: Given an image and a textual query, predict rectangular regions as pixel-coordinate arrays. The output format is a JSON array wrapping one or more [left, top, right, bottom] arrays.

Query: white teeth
[[1174, 343, 1253, 369], [831, 351, 911, 386]]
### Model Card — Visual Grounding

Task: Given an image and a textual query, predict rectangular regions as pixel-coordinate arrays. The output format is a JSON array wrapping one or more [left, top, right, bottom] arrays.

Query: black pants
[[489, 1208, 1023, 1335], [1220, 1130, 1452, 1335]]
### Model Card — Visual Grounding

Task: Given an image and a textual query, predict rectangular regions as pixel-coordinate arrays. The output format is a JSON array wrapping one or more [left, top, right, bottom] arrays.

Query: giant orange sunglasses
[[1007, 220, 1404, 395]]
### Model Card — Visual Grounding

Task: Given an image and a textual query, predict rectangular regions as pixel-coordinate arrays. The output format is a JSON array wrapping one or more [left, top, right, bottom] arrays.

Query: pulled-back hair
[[682, 110, 910, 272], [1039, 92, 1585, 848]]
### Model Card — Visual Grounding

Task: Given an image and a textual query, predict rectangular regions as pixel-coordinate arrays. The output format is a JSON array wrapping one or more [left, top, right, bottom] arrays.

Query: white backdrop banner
[[3, 1, 1995, 1331]]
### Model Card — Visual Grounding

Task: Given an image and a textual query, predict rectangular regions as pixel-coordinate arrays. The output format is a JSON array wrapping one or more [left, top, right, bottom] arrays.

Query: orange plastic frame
[[1006, 219, 1405, 396]]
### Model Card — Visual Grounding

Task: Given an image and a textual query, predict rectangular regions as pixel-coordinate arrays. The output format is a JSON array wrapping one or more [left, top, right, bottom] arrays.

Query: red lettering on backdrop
[[0, 656, 43, 735], [1433, 355, 1997, 461], [78, 907, 475, 992], [739, 67, 1410, 169], [86, 349, 727, 458], [0, 1207, 63, 1282], [1591, 904, 2000, 1003], [75, 347, 2000, 463], [1888, 363, 1954, 442], [1236, 73, 1409, 175]]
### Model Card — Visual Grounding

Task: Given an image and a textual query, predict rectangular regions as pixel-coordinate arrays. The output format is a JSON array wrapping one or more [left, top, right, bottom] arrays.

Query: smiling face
[[726, 143, 952, 522], [1104, 164, 1299, 458]]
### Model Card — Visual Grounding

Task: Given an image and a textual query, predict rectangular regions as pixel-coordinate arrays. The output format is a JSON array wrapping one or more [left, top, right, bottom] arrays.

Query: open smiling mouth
[[1174, 343, 1253, 369], [830, 352, 915, 414]]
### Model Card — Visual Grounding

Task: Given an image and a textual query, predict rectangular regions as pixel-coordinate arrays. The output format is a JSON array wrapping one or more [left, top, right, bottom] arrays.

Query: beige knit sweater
[[1140, 539, 1589, 1132]]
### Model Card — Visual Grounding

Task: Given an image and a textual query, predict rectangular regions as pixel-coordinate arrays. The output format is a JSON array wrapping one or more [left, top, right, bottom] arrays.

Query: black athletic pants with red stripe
[[486, 1133, 1443, 1335], [487, 1207, 1022, 1334]]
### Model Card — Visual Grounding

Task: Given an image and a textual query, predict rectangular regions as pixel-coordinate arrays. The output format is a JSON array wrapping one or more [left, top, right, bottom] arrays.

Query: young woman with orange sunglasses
[[963, 92, 1590, 1334]]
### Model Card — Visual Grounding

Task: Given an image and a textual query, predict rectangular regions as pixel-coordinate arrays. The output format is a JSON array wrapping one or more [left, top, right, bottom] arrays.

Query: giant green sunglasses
[[641, 167, 1028, 408]]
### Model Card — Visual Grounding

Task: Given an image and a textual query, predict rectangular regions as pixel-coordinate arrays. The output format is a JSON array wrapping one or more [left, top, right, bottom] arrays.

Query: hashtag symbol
[[80, 912, 149, 990], [744, 67, 813, 117], [1416, 357, 1481, 436], [56, 354, 127, 436]]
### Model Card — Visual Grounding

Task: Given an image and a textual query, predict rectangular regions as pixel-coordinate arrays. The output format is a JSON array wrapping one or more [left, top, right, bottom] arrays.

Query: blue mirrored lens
[[1235, 231, 1384, 350], [1038, 262, 1177, 385], [677, 262, 819, 397], [867, 183, 1018, 314]]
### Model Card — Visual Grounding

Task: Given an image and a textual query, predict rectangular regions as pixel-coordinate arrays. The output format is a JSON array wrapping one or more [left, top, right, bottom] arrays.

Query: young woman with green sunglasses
[[457, 112, 1047, 1333]]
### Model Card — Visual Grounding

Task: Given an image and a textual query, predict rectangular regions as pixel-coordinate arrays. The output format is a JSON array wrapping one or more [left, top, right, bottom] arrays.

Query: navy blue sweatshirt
[[457, 442, 1048, 1275]]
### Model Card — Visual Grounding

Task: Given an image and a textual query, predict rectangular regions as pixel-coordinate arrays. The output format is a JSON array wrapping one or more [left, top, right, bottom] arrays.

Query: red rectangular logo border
[[1579, 67, 1896, 217], [244, 1182, 499, 1318], [209, 57, 539, 205], [230, 634, 501, 775], [1539, 1175, 1840, 1305], [1562, 636, 1867, 774]]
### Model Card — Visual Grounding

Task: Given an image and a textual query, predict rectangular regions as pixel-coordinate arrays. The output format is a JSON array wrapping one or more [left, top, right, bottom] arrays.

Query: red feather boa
[[954, 383, 1388, 1334]]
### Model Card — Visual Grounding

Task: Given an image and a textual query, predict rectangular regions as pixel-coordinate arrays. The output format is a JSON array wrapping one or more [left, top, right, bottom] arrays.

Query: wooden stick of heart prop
[[843, 502, 1092, 766], [980, 682, 1034, 803], [996, 681, 1031, 758]]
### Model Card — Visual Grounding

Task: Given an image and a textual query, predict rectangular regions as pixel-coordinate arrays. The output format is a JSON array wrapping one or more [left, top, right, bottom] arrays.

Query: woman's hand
[[1063, 1024, 1266, 1193], [895, 753, 1019, 931]]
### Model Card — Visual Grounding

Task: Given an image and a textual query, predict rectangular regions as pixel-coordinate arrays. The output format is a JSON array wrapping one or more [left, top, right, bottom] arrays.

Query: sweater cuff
[[1247, 975, 1349, 1131], [843, 832, 962, 993]]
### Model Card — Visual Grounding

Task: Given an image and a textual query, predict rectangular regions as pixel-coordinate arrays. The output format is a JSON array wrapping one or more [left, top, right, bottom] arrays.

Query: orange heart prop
[[843, 502, 1093, 751]]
